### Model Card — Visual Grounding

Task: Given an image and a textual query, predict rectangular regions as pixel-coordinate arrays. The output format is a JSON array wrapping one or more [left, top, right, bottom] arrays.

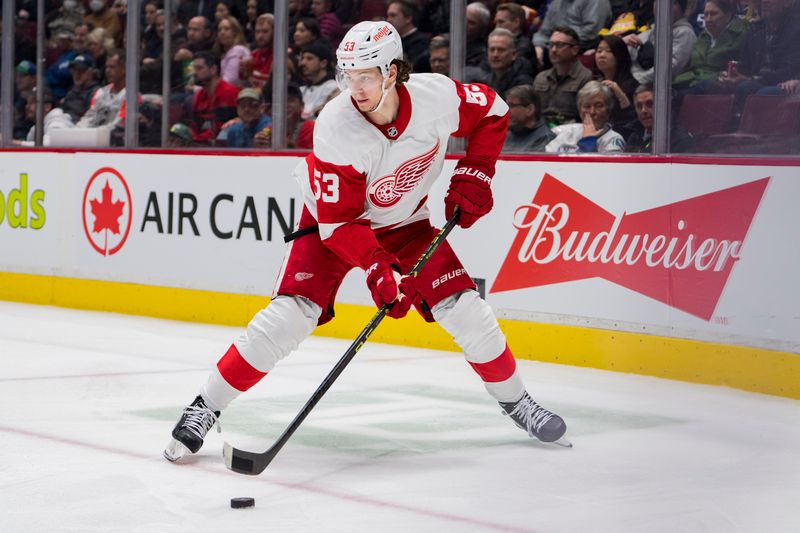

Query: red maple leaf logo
[[89, 180, 125, 235]]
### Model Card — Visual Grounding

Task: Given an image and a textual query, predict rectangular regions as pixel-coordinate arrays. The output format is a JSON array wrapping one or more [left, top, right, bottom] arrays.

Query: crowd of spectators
[[5, 0, 800, 153]]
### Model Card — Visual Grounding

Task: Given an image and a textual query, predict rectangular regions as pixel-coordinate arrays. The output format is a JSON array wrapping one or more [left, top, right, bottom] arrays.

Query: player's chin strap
[[368, 77, 396, 114]]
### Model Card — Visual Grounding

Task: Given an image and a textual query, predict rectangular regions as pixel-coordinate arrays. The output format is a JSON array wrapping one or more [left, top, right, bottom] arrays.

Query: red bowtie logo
[[491, 174, 770, 320]]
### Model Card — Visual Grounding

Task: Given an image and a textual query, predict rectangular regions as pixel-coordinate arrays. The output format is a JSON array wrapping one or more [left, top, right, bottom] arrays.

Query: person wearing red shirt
[[189, 50, 239, 144], [242, 13, 275, 89]]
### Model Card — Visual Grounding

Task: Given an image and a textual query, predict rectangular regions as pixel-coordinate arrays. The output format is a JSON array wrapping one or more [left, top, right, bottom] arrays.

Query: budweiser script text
[[513, 203, 739, 273], [491, 174, 770, 320]]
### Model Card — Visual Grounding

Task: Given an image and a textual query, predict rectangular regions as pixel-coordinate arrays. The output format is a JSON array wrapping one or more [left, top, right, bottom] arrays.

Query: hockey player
[[164, 21, 568, 462]]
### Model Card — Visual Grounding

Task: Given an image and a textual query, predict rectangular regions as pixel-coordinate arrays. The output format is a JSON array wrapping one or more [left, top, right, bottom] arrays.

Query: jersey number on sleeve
[[312, 169, 340, 203], [463, 84, 488, 106]]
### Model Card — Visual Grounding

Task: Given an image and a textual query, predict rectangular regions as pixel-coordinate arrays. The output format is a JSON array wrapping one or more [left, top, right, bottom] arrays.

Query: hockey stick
[[223, 212, 460, 475]]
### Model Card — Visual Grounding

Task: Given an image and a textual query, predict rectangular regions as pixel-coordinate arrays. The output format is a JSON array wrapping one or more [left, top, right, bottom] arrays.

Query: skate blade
[[552, 437, 573, 448], [163, 438, 191, 462]]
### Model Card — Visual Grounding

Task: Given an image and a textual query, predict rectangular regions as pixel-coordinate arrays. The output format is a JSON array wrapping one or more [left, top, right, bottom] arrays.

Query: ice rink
[[1, 300, 798, 533]]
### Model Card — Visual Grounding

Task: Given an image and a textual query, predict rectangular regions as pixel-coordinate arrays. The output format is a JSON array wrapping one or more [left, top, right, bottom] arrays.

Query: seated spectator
[[625, 83, 694, 152], [46, 24, 90, 101], [298, 41, 338, 120], [502, 85, 555, 152], [77, 49, 128, 129], [466, 2, 491, 67], [214, 0, 242, 23], [387, 0, 430, 67], [673, 0, 747, 90], [532, 0, 612, 68], [214, 16, 252, 88], [220, 88, 272, 148], [697, 0, 800, 106], [62, 54, 101, 123], [176, 15, 215, 60], [110, 0, 129, 30], [244, 0, 259, 44], [546, 80, 626, 152], [290, 17, 323, 75], [84, 0, 123, 46], [49, 0, 85, 41], [466, 29, 535, 96], [87, 27, 116, 86], [533, 26, 593, 126], [494, 2, 536, 65], [19, 87, 74, 145], [240, 13, 275, 88], [428, 35, 450, 76], [14, 61, 37, 139], [174, 16, 216, 92], [593, 35, 638, 137], [188, 51, 239, 144], [627, 0, 696, 84], [257, 82, 314, 149], [142, 0, 162, 60], [311, 0, 343, 48]]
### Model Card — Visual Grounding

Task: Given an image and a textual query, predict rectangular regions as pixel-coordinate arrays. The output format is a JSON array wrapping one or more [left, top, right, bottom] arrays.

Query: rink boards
[[0, 149, 798, 398]]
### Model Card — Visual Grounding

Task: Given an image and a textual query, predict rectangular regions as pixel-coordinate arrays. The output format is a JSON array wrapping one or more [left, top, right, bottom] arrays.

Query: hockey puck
[[230, 497, 255, 509]]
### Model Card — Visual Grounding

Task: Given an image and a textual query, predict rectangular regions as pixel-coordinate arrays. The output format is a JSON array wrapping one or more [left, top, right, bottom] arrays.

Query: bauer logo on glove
[[445, 165, 495, 228]]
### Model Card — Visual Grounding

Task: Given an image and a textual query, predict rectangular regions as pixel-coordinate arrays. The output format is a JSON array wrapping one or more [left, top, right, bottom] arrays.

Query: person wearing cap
[[21, 87, 74, 145], [15, 61, 37, 94], [62, 54, 100, 123], [298, 40, 339, 120], [222, 88, 272, 148], [167, 123, 194, 148], [165, 21, 568, 463]]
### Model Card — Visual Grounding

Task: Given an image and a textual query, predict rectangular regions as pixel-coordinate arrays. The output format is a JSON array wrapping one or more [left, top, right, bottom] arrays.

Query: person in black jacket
[[695, 0, 800, 106], [465, 29, 535, 95], [61, 54, 100, 123], [387, 0, 430, 67], [625, 84, 694, 152], [503, 85, 556, 152]]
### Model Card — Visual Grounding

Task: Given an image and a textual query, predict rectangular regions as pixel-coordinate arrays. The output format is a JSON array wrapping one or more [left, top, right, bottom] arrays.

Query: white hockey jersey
[[291, 72, 509, 269]]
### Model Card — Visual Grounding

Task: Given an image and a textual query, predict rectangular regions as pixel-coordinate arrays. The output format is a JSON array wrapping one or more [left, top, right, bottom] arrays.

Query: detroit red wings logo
[[368, 140, 440, 208]]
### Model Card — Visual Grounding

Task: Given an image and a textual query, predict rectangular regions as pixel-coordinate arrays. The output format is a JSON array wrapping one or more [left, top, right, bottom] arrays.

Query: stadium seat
[[737, 94, 800, 135], [705, 95, 800, 154], [578, 54, 595, 70], [677, 94, 735, 136]]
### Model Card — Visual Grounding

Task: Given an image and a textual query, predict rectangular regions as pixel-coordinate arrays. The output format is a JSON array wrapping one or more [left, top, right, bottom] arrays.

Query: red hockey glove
[[365, 252, 412, 319], [444, 166, 494, 228]]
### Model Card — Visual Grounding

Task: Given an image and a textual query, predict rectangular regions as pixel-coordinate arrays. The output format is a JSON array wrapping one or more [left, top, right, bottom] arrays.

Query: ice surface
[[0, 301, 798, 533]]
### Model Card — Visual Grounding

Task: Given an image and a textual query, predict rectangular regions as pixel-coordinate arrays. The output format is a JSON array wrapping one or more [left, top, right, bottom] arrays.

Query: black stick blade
[[223, 441, 275, 476]]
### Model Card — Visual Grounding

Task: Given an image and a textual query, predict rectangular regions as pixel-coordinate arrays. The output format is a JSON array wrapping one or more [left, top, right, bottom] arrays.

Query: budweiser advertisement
[[492, 173, 770, 321]]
